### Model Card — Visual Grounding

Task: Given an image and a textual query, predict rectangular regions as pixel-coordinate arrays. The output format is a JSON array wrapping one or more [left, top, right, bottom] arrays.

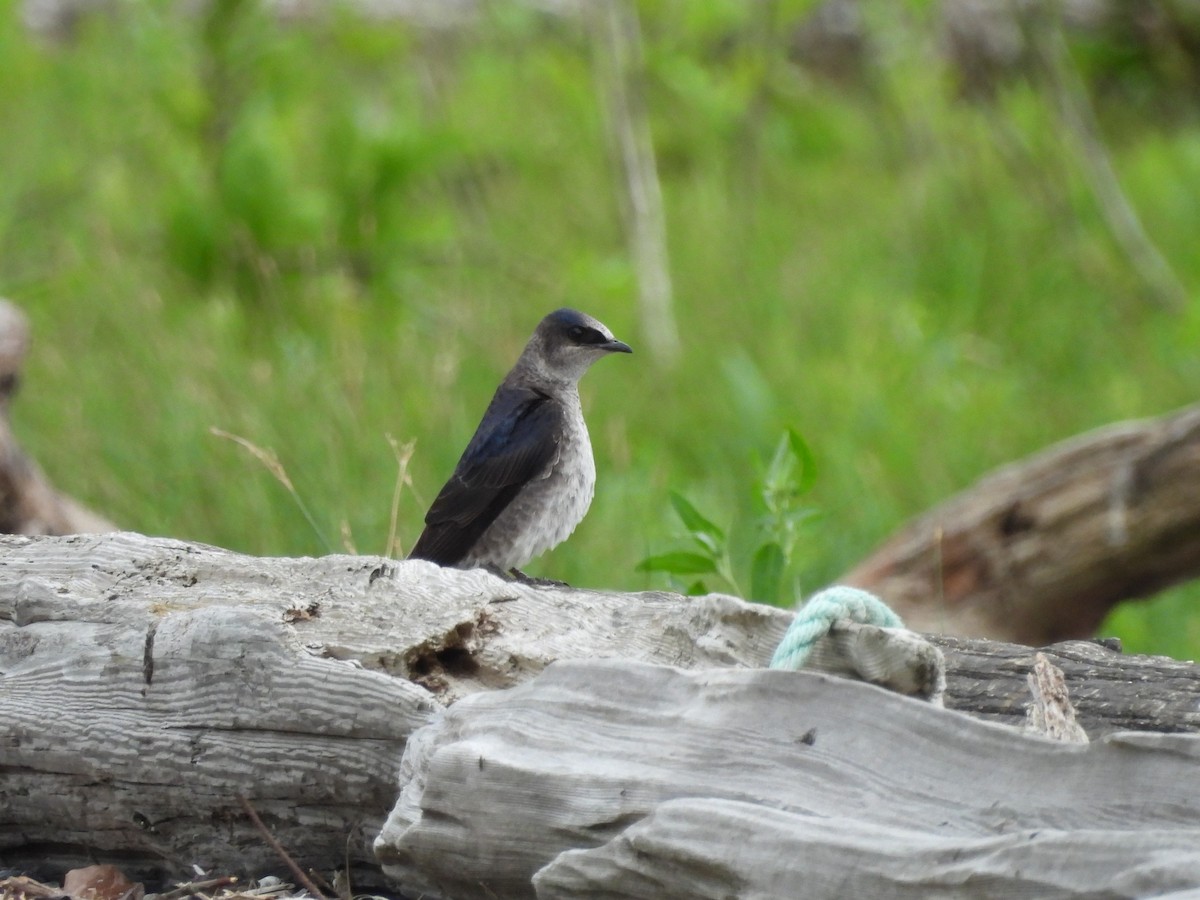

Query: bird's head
[[521, 308, 632, 384]]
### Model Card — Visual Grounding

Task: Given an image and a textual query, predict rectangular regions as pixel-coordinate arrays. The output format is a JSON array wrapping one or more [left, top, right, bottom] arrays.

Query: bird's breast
[[464, 401, 596, 571]]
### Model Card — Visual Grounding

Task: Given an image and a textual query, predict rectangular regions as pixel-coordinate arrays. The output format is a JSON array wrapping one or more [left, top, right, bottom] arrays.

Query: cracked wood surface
[[1, 531, 1198, 894], [379, 660, 1200, 900], [0, 531, 786, 884]]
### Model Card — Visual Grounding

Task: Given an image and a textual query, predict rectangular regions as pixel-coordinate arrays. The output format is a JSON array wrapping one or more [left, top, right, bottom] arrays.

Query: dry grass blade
[[210, 429, 294, 492], [339, 519, 357, 555], [211, 428, 331, 553], [385, 434, 417, 559]]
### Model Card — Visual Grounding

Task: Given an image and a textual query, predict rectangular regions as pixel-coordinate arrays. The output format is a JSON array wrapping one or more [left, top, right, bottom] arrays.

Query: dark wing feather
[[409, 386, 564, 565]]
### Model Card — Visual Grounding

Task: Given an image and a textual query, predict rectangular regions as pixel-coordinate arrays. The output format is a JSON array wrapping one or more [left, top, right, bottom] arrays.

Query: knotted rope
[[769, 585, 905, 671]]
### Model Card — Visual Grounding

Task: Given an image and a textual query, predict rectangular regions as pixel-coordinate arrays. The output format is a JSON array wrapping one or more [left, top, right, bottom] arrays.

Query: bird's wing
[[409, 386, 564, 565]]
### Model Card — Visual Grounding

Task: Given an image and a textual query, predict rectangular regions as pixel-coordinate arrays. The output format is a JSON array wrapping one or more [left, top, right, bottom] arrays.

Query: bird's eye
[[567, 325, 608, 345]]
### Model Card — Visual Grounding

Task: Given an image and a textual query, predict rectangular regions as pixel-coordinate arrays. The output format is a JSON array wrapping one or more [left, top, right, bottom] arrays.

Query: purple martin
[[409, 308, 632, 575]]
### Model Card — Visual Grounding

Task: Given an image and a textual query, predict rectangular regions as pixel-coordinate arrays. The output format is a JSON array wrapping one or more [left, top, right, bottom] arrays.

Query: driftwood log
[[842, 402, 1200, 643], [2, 532, 1199, 898], [380, 660, 1200, 900]]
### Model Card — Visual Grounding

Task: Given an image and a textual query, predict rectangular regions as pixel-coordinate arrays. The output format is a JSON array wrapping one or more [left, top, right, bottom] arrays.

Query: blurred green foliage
[[2, 0, 1199, 658]]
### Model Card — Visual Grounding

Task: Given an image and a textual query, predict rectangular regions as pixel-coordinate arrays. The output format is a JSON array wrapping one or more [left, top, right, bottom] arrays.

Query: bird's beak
[[603, 339, 633, 354]]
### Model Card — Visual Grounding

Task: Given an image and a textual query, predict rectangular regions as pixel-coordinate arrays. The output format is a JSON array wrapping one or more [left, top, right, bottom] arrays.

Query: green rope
[[769, 585, 904, 671]]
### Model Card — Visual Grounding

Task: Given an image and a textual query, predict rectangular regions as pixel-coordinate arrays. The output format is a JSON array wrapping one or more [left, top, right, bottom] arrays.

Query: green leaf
[[636, 552, 719, 575], [669, 491, 725, 544], [690, 531, 722, 555], [786, 427, 818, 495], [685, 580, 709, 596], [784, 506, 822, 528], [762, 433, 793, 497], [761, 428, 818, 517], [750, 541, 785, 605]]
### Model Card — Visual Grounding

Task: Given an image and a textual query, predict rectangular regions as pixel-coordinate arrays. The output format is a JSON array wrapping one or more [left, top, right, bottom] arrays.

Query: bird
[[409, 308, 632, 577]]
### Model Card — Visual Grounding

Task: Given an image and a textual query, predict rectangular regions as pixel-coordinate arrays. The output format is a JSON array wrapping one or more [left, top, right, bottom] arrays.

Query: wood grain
[[0, 532, 787, 884], [379, 659, 1200, 900]]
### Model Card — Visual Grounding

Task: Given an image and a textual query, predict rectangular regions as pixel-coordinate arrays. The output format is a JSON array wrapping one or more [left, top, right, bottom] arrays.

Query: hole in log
[[998, 502, 1036, 536], [408, 620, 481, 691], [434, 645, 480, 677]]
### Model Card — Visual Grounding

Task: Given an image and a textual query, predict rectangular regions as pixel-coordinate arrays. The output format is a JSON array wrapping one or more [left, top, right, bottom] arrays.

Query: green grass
[[2, 0, 1198, 659]]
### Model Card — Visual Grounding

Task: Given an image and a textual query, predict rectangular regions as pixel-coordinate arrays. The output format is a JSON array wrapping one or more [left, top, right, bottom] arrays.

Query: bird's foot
[[480, 564, 569, 587], [507, 567, 569, 588]]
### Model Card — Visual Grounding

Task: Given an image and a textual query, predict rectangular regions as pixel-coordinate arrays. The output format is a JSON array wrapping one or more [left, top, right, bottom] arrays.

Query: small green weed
[[637, 429, 820, 606]]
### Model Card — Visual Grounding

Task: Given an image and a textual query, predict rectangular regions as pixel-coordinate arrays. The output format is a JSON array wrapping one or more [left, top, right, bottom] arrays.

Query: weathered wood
[[0, 299, 116, 537], [842, 402, 1200, 643], [0, 532, 786, 885], [2, 532, 1198, 894], [539, 797, 1200, 900], [1024, 651, 1089, 742], [933, 633, 1200, 735], [377, 659, 1200, 900]]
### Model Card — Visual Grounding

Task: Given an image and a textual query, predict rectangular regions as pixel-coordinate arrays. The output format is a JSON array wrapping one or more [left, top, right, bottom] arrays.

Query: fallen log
[[0, 532, 1197, 897], [0, 531, 784, 888], [842, 402, 1200, 643], [378, 660, 1200, 900]]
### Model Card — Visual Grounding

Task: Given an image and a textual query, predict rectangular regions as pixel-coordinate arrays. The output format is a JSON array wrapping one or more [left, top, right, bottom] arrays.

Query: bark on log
[[841, 402, 1200, 643], [1, 532, 1198, 896], [932, 633, 1200, 735], [0, 300, 116, 536]]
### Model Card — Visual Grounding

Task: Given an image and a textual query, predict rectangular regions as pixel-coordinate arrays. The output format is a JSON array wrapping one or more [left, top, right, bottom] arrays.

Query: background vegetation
[[3, 0, 1198, 656]]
